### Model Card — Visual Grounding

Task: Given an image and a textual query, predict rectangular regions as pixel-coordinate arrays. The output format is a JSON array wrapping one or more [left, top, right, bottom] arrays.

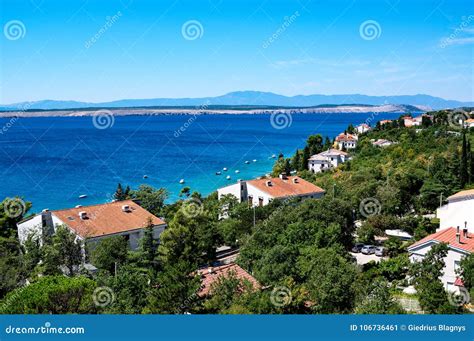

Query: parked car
[[375, 246, 386, 257], [351, 243, 365, 253], [361, 245, 376, 255]]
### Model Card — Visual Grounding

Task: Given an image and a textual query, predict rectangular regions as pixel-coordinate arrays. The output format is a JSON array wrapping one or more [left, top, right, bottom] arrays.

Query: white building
[[437, 189, 474, 232], [335, 133, 358, 150], [408, 227, 473, 294], [217, 175, 325, 207], [356, 123, 371, 134], [464, 118, 474, 129], [17, 200, 167, 251], [308, 149, 348, 173], [372, 138, 395, 147]]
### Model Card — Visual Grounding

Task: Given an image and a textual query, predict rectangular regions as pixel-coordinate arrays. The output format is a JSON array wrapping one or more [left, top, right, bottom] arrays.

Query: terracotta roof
[[379, 120, 392, 124], [448, 189, 474, 201], [53, 200, 165, 238], [357, 123, 370, 128], [197, 263, 260, 297], [408, 227, 474, 253], [335, 133, 357, 142], [465, 119, 474, 123], [247, 176, 325, 198]]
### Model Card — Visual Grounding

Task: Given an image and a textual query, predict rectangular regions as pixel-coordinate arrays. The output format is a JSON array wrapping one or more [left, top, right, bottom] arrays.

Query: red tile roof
[[53, 200, 165, 238], [408, 227, 474, 253], [247, 176, 325, 198], [454, 277, 465, 287], [197, 263, 260, 297], [335, 133, 357, 142]]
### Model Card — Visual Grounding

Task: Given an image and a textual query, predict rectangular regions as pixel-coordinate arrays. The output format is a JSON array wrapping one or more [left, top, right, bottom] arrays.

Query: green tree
[[458, 253, 474, 297], [0, 276, 97, 314], [130, 185, 168, 216], [355, 278, 404, 314], [114, 183, 127, 201], [90, 236, 128, 274]]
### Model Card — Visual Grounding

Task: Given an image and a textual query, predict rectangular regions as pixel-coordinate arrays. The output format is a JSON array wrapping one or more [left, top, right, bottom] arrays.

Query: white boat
[[245, 160, 250, 164], [216, 171, 222, 175], [79, 194, 87, 199], [226, 175, 231, 180], [179, 179, 185, 184], [235, 170, 240, 173], [253, 159, 257, 162], [143, 175, 148, 179], [271, 154, 276, 158], [223, 167, 228, 171]]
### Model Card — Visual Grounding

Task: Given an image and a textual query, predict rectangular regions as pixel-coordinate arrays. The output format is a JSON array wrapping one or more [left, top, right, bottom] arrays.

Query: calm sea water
[[0, 113, 401, 212]]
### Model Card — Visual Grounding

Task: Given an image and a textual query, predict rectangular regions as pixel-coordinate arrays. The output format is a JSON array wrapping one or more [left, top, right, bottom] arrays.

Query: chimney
[[208, 267, 213, 274], [463, 222, 469, 238], [292, 178, 299, 184], [456, 226, 460, 234], [456, 232, 461, 244], [279, 174, 287, 180], [79, 211, 88, 220], [122, 204, 131, 212], [266, 180, 272, 187]]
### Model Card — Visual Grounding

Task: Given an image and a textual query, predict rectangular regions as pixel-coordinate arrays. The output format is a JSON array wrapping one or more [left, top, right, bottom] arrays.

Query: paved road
[[350, 252, 385, 265]]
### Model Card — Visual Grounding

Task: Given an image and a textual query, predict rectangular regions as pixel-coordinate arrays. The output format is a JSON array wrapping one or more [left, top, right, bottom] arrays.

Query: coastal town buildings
[[17, 200, 167, 251], [308, 149, 349, 173], [437, 189, 474, 232], [217, 175, 325, 207], [334, 132, 358, 150], [197, 263, 260, 297], [355, 123, 371, 134], [464, 118, 474, 129], [372, 138, 395, 147], [408, 226, 473, 294]]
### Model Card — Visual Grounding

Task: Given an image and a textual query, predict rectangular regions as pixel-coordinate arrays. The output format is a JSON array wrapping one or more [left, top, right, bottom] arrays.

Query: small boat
[[226, 175, 231, 180], [179, 179, 185, 184], [253, 159, 257, 162], [143, 175, 148, 179], [271, 154, 276, 158], [79, 194, 87, 199], [245, 160, 250, 164], [75, 205, 82, 208], [223, 167, 228, 171], [216, 171, 222, 175], [235, 170, 240, 173]]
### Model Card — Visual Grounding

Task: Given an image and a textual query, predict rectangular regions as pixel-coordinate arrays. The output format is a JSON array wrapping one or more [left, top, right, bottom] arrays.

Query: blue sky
[[0, 0, 473, 103]]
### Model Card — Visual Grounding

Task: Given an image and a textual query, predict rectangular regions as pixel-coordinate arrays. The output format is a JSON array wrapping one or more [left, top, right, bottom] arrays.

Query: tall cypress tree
[[460, 132, 468, 188], [302, 146, 310, 171], [468, 140, 474, 184]]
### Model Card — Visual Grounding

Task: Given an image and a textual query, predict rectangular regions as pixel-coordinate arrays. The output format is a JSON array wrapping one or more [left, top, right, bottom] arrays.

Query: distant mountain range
[[1, 91, 473, 111]]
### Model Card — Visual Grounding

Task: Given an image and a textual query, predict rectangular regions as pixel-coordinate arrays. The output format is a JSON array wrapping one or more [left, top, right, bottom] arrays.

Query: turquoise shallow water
[[0, 113, 401, 212]]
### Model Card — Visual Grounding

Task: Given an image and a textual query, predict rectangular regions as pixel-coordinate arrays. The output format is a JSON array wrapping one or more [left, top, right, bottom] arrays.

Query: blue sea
[[0, 113, 401, 212]]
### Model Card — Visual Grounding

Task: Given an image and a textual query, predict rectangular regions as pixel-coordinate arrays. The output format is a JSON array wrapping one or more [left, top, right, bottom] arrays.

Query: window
[[258, 197, 264, 207], [248, 196, 253, 206]]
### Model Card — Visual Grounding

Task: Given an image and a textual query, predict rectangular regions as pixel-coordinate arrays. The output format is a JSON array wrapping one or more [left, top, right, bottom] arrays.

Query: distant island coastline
[[0, 104, 424, 118]]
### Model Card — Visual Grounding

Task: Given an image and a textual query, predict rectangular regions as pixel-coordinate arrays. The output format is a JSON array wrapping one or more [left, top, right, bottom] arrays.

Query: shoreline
[[0, 104, 422, 118]]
